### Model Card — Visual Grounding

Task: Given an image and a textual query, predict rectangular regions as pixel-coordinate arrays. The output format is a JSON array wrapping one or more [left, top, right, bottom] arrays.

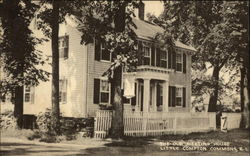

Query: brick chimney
[[138, 1, 145, 20]]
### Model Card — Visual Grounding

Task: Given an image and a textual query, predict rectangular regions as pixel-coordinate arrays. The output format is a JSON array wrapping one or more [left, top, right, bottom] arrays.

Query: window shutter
[[156, 47, 161, 67], [151, 44, 155, 66], [172, 86, 176, 107], [93, 79, 100, 104], [131, 83, 137, 106], [172, 50, 176, 70], [183, 53, 186, 73], [168, 86, 172, 107], [183, 87, 186, 107], [94, 39, 101, 61], [168, 48, 172, 69]]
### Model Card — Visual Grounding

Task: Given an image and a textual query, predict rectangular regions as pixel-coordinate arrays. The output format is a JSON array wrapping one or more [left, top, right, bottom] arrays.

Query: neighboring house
[[0, 4, 196, 118]]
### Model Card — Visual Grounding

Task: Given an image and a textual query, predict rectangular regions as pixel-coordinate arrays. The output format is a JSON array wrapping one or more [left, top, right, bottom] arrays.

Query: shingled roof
[[133, 18, 196, 52]]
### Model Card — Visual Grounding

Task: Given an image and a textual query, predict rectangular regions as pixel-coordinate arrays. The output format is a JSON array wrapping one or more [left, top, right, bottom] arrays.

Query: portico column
[[143, 79, 150, 112], [163, 81, 169, 112]]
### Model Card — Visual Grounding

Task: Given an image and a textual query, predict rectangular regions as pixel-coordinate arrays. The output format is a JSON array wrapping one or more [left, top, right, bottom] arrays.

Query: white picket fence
[[94, 110, 216, 138]]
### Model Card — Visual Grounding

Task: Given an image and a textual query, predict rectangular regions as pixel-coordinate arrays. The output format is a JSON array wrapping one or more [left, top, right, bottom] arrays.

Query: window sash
[[100, 79, 110, 104], [59, 79, 67, 103], [101, 43, 111, 61], [176, 87, 182, 106]]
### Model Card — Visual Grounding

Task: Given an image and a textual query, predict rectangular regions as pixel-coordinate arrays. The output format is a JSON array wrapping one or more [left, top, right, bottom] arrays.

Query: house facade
[[0, 5, 196, 118]]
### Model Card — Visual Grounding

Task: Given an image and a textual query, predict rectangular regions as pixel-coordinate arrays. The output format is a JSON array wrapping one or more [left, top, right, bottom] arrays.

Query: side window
[[59, 79, 67, 103], [59, 36, 69, 59], [24, 86, 35, 104], [176, 53, 183, 72]]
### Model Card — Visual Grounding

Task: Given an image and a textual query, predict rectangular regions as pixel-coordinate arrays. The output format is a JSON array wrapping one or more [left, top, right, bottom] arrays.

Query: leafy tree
[[74, 1, 139, 138], [159, 1, 248, 113], [0, 0, 49, 128]]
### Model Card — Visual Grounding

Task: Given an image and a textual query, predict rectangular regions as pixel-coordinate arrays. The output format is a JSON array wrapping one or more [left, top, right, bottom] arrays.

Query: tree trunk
[[110, 66, 124, 138], [208, 64, 220, 112], [14, 86, 24, 129], [240, 67, 250, 129], [51, 0, 60, 135], [109, 2, 126, 138]]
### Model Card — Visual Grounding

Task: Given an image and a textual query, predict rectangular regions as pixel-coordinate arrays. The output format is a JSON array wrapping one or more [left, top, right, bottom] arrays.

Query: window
[[24, 86, 35, 104], [59, 36, 69, 59], [160, 50, 167, 68], [25, 87, 31, 102], [101, 43, 111, 61], [59, 79, 67, 103], [143, 45, 150, 65], [100, 79, 110, 104], [176, 53, 182, 72], [176, 87, 182, 106]]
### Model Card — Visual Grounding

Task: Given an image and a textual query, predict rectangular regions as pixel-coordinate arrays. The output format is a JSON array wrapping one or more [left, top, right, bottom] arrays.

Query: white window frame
[[24, 86, 35, 104], [99, 78, 111, 104], [100, 43, 112, 62], [176, 87, 183, 107], [176, 52, 183, 72]]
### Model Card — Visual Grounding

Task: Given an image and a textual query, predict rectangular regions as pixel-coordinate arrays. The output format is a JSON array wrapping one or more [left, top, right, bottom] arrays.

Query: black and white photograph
[[0, 0, 249, 155]]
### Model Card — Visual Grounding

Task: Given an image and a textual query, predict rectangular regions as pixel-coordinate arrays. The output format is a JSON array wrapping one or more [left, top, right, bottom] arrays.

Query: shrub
[[0, 110, 17, 130]]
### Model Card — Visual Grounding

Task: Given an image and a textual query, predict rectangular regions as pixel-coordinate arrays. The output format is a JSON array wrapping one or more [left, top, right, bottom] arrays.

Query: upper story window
[[160, 49, 167, 68], [176, 53, 183, 72], [59, 79, 67, 103], [143, 45, 150, 65], [100, 79, 110, 104], [101, 43, 111, 62], [59, 35, 69, 59]]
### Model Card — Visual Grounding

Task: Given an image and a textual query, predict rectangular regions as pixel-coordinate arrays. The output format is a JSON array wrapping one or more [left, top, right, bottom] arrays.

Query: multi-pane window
[[176, 53, 182, 72], [143, 45, 150, 65], [24, 86, 34, 104], [59, 79, 67, 103], [59, 36, 69, 59], [101, 43, 111, 61], [25, 86, 31, 102], [160, 50, 167, 68], [176, 87, 182, 106], [100, 80, 110, 103]]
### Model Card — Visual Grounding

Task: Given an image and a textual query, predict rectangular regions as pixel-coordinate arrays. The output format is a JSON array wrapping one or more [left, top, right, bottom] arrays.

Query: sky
[[144, 1, 164, 18]]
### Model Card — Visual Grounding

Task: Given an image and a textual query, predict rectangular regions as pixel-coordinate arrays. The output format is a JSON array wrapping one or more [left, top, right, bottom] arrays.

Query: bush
[[35, 109, 94, 142], [0, 110, 17, 130]]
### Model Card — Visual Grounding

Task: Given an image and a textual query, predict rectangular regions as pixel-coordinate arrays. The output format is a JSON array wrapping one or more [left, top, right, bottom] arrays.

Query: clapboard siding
[[86, 43, 112, 116], [59, 24, 88, 117]]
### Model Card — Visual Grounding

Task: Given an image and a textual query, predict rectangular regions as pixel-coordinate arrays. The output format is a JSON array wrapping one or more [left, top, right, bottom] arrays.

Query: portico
[[123, 65, 172, 113]]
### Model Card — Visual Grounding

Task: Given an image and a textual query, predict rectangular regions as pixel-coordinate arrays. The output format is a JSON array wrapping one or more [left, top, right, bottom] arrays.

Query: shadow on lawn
[[0, 142, 70, 156]]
